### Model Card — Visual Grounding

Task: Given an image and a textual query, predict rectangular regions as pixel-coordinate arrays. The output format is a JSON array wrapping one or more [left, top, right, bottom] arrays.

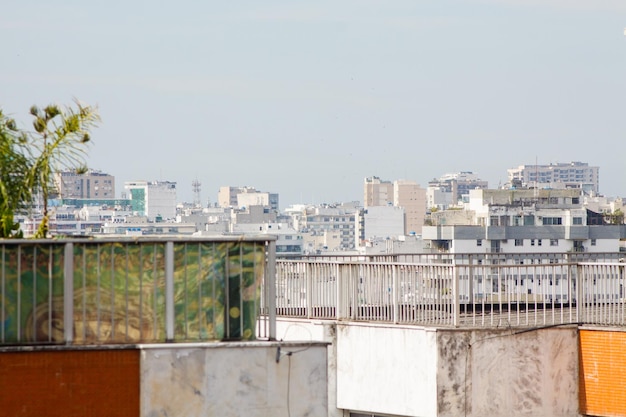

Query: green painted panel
[[1, 240, 265, 345]]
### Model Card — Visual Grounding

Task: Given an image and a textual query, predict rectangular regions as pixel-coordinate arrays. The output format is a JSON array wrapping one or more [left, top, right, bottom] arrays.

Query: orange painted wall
[[580, 329, 626, 417], [0, 349, 139, 417]]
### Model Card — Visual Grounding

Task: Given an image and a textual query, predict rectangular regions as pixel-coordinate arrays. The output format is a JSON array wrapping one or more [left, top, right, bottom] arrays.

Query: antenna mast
[[192, 179, 202, 207]]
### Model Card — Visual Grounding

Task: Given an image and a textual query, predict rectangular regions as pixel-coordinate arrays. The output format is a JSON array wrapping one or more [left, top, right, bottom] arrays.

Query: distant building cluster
[[19, 161, 626, 256]]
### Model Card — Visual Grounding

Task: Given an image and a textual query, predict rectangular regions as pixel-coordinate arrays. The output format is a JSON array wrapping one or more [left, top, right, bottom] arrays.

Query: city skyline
[[2, 1, 626, 206]]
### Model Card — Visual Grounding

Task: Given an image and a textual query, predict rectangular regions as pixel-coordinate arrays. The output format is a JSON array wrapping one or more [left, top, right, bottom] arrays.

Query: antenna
[[192, 178, 202, 207]]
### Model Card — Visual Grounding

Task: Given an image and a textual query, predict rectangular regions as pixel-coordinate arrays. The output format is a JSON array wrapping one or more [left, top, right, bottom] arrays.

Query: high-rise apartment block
[[507, 162, 599, 194], [124, 180, 177, 221], [393, 180, 427, 235], [218, 186, 279, 211], [54, 169, 115, 199], [364, 177, 427, 235], [427, 172, 488, 206], [364, 177, 393, 207]]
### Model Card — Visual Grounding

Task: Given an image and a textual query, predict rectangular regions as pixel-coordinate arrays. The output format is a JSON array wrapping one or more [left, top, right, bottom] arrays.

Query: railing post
[[576, 263, 583, 324], [165, 241, 174, 342], [63, 242, 74, 345], [266, 240, 277, 340], [336, 264, 343, 320], [392, 265, 399, 324], [306, 262, 312, 320], [453, 265, 460, 327]]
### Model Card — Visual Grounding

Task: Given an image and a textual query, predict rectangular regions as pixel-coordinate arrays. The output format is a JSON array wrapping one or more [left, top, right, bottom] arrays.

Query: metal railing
[[0, 237, 276, 346], [275, 256, 626, 328]]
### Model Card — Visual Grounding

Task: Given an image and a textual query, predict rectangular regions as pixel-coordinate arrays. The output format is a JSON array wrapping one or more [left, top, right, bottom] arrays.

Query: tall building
[[365, 177, 427, 235], [507, 161, 599, 194], [218, 186, 279, 211], [54, 169, 115, 199], [364, 176, 393, 207], [393, 180, 427, 235], [427, 171, 488, 206], [124, 180, 177, 221]]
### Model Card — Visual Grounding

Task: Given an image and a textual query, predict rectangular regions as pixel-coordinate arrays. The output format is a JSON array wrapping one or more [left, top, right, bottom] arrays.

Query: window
[[530, 239, 535, 246], [476, 239, 482, 247], [542, 217, 562, 225], [515, 239, 523, 247], [537, 239, 542, 246], [591, 239, 597, 246], [550, 239, 558, 246], [573, 217, 583, 225]]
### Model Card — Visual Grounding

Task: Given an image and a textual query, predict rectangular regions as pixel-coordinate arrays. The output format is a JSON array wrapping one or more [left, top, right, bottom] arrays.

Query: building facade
[[218, 186, 279, 211], [364, 176, 393, 207], [54, 169, 115, 199], [423, 188, 624, 254], [124, 180, 177, 221], [427, 171, 488, 207], [507, 161, 599, 194]]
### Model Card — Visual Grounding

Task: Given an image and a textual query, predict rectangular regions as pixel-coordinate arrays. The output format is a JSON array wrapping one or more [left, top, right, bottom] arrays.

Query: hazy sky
[[2, 1, 626, 207]]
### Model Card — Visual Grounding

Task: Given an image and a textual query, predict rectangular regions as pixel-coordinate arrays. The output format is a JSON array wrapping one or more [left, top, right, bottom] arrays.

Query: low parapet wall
[[277, 318, 580, 417], [0, 341, 329, 417]]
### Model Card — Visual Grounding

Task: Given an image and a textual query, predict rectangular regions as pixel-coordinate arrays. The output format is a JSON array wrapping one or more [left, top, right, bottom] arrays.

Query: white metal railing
[[275, 258, 626, 328]]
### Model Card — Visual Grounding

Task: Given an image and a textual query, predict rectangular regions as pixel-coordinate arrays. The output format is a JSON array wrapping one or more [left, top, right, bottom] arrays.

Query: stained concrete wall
[[437, 326, 579, 417], [140, 342, 328, 417], [277, 318, 579, 417]]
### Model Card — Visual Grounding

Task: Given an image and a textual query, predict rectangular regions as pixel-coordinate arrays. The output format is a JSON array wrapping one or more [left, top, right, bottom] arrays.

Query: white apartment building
[[507, 161, 599, 194], [427, 171, 488, 206], [124, 180, 177, 221], [292, 204, 358, 251], [364, 177, 428, 236], [218, 186, 279, 211], [423, 188, 625, 254], [356, 205, 405, 248]]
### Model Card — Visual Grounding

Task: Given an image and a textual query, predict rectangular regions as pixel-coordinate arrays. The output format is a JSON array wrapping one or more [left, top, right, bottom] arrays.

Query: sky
[[2, 1, 626, 208]]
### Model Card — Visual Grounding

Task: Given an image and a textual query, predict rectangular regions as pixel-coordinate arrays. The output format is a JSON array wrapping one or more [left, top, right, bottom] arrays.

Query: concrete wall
[[336, 323, 439, 417], [140, 341, 328, 417], [437, 327, 579, 417], [278, 319, 580, 417]]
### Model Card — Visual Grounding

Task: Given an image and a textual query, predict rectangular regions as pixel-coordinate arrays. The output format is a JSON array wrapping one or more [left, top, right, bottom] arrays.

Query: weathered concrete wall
[[336, 323, 439, 417], [276, 319, 579, 417], [276, 318, 343, 417], [437, 326, 579, 417], [140, 341, 328, 417]]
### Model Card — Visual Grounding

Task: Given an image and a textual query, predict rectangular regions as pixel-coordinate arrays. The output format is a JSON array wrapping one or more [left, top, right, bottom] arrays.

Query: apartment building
[[364, 177, 427, 235], [423, 188, 625, 254], [427, 171, 488, 207], [294, 203, 358, 251], [507, 161, 599, 194], [124, 180, 177, 221], [218, 186, 279, 211], [54, 169, 115, 199], [364, 176, 394, 207]]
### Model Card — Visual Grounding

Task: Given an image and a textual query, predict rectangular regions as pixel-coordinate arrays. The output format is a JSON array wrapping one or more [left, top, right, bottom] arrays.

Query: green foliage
[[604, 209, 625, 225], [0, 100, 100, 238]]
